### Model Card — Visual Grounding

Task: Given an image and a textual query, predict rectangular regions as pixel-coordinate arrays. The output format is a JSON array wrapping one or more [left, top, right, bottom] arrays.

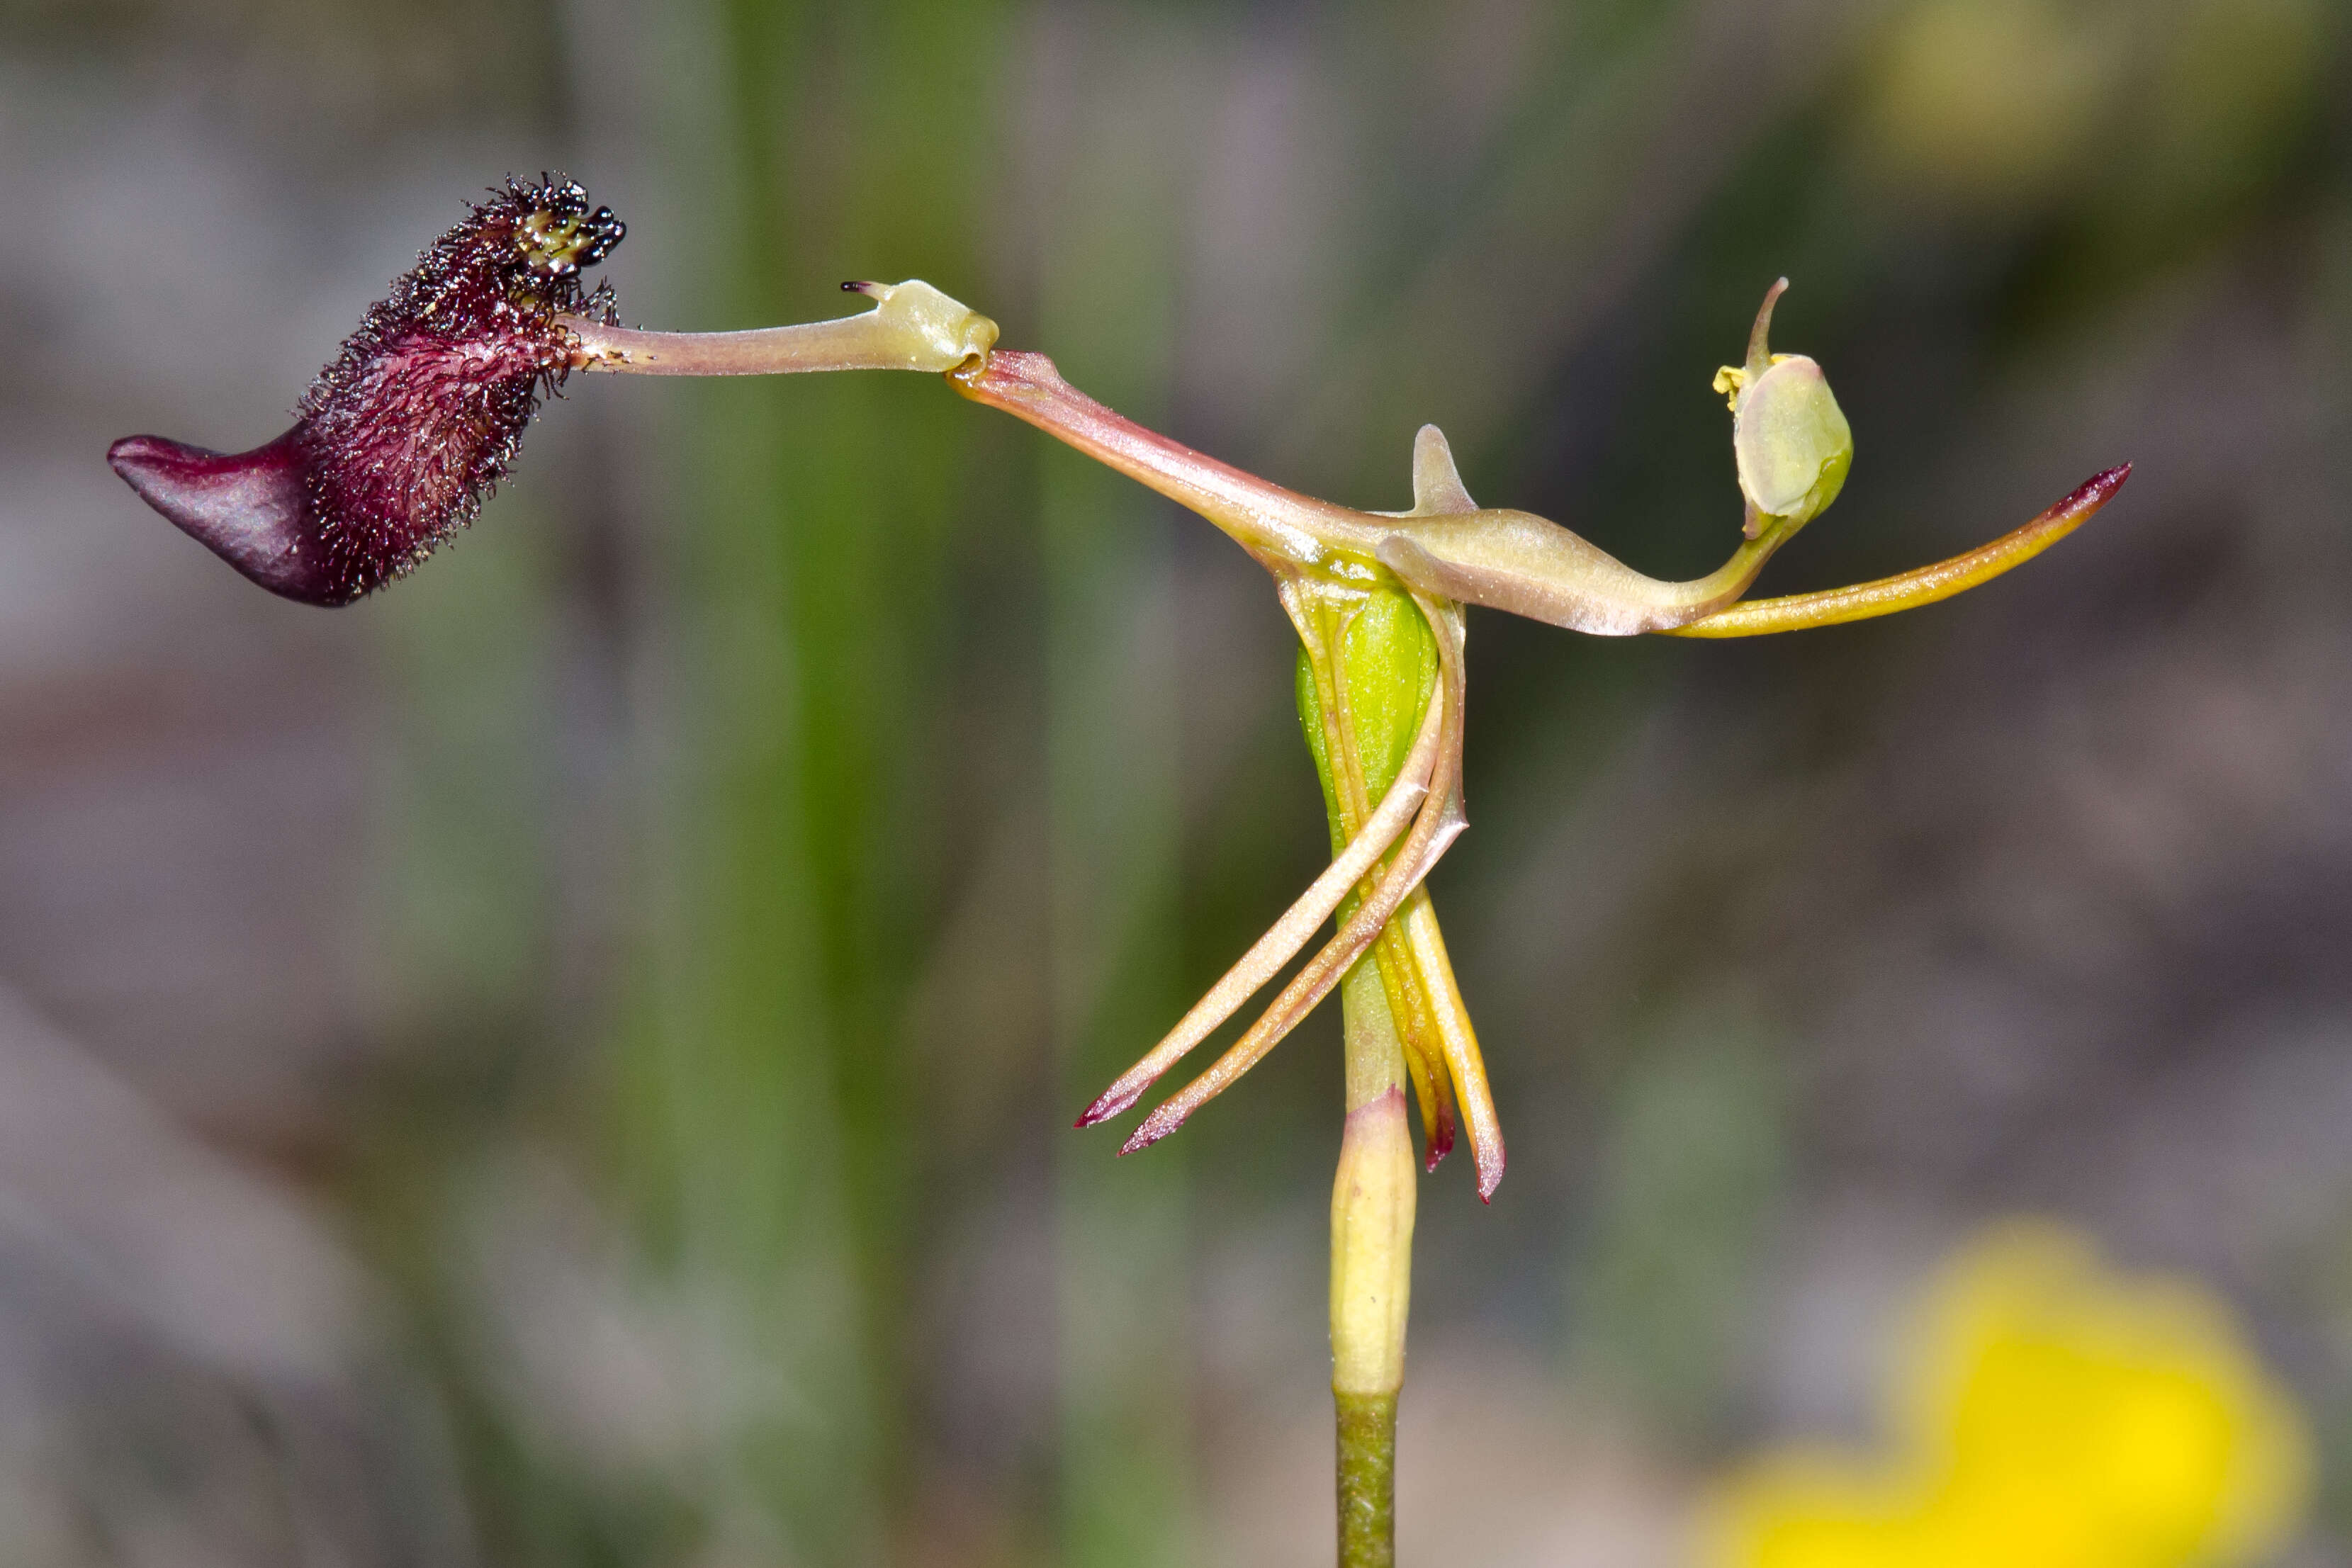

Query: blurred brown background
[[1, 0, 2348, 1562]]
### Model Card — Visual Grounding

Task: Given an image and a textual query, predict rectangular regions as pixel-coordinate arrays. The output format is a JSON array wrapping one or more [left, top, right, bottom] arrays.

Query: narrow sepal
[[1667, 464, 2131, 638]]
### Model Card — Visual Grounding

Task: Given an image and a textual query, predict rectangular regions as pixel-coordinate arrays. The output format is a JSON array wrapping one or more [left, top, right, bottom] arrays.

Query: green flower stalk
[[1298, 583, 1449, 1567], [108, 196, 2129, 1568]]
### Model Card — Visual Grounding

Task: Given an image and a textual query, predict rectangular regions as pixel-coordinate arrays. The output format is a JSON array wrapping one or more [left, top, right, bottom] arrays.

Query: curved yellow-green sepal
[[1667, 465, 2130, 638]]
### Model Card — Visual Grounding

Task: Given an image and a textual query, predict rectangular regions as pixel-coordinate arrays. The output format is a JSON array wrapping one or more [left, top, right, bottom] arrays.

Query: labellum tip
[[107, 430, 349, 604]]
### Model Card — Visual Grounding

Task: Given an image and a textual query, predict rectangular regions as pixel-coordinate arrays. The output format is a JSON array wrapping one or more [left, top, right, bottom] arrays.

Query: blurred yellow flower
[[1705, 1223, 2311, 1568], [1851, 0, 2327, 220]]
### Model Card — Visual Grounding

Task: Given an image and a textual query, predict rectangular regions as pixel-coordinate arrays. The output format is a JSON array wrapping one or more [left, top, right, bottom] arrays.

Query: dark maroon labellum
[[108, 175, 623, 606]]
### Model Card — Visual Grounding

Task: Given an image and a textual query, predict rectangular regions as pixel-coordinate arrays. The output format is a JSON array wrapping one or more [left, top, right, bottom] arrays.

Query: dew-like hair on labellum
[[108, 175, 623, 606]]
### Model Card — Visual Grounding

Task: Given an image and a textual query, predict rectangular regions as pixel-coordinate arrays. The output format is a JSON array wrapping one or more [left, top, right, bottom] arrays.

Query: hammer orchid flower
[[106, 183, 2129, 1568]]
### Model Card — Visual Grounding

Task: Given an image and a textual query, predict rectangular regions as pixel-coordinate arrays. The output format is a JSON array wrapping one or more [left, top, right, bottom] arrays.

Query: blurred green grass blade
[[1037, 40, 1200, 1566]]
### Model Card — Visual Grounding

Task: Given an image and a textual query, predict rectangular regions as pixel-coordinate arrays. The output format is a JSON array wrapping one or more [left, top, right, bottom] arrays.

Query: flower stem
[[1331, 958, 1416, 1567], [1337, 1390, 1400, 1568]]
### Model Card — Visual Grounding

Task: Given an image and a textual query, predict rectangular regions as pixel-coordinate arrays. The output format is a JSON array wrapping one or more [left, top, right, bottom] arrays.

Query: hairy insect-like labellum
[[108, 176, 623, 605]]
